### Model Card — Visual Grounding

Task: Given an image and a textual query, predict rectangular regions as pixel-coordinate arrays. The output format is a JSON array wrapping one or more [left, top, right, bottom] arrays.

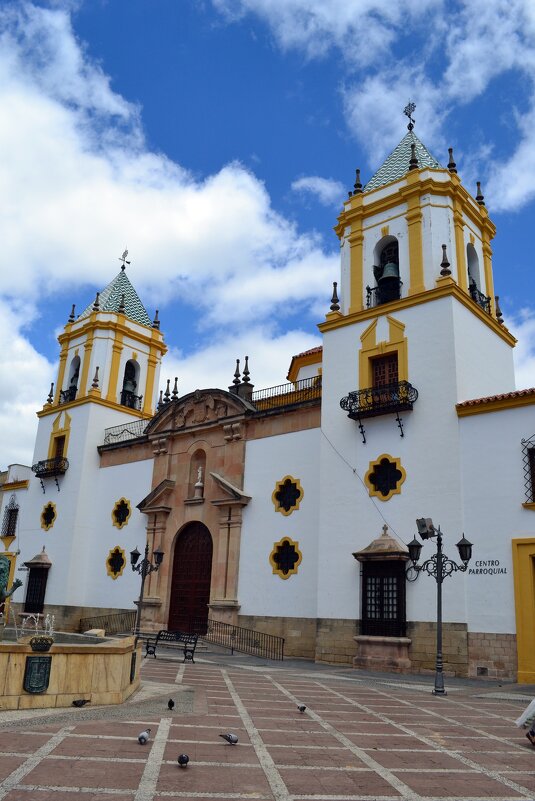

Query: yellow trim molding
[[318, 281, 516, 347], [272, 476, 304, 516], [106, 335, 124, 402], [47, 412, 71, 460], [269, 537, 302, 580], [287, 351, 322, 383], [41, 501, 57, 531], [512, 537, 535, 683], [522, 503, 535, 511], [106, 546, 127, 580], [0, 480, 29, 492], [112, 498, 131, 529], [364, 453, 406, 502], [37, 393, 152, 420], [359, 316, 408, 391]]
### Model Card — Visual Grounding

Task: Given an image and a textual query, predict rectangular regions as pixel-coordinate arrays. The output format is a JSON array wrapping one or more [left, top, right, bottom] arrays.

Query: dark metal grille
[[59, 386, 77, 404], [41, 503, 56, 529], [191, 617, 284, 660], [368, 457, 403, 497], [24, 567, 49, 614], [113, 499, 130, 526], [1, 495, 19, 537], [31, 457, 69, 478], [274, 479, 301, 513], [252, 376, 321, 410], [272, 540, 300, 575], [521, 435, 535, 502], [107, 547, 126, 577], [340, 381, 418, 420], [79, 609, 136, 634], [469, 283, 491, 314], [361, 561, 406, 637], [366, 279, 403, 307], [103, 419, 148, 445]]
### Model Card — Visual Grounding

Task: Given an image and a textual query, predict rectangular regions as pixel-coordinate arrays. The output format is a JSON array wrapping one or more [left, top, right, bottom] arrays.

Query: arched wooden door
[[168, 522, 213, 633]]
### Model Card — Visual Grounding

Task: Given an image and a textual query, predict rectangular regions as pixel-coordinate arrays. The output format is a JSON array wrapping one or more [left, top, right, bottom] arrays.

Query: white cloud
[[509, 309, 535, 390], [291, 175, 345, 206]]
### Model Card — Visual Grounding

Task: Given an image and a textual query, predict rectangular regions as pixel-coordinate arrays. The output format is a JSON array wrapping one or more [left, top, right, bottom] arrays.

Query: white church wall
[[421, 197, 455, 287], [239, 427, 320, 618], [459, 404, 535, 634]]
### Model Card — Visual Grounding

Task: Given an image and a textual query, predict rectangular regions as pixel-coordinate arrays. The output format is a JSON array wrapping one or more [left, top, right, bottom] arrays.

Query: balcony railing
[[252, 376, 321, 411], [59, 386, 77, 404], [366, 279, 403, 308], [469, 284, 491, 314], [103, 418, 148, 445], [340, 381, 418, 420], [31, 457, 69, 478], [120, 390, 143, 410]]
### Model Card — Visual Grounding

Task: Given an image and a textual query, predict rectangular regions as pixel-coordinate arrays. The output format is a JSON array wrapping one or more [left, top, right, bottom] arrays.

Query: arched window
[[369, 238, 401, 307], [121, 360, 141, 409], [467, 243, 481, 291], [60, 356, 80, 403]]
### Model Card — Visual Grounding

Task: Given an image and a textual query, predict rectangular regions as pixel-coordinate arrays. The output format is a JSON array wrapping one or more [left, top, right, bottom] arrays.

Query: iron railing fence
[[366, 279, 403, 308], [59, 386, 77, 404], [31, 457, 69, 478], [469, 284, 491, 314], [190, 618, 285, 660], [79, 609, 136, 635], [103, 419, 148, 445], [121, 390, 143, 410], [252, 375, 321, 411], [340, 381, 418, 420]]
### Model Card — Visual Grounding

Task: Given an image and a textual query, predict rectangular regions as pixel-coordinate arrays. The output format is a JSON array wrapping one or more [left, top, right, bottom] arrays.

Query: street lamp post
[[130, 542, 164, 642], [407, 518, 473, 696]]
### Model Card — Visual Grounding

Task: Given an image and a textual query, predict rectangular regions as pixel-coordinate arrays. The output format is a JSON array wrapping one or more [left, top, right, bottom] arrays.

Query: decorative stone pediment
[[210, 471, 251, 506], [146, 389, 251, 436], [137, 479, 175, 515]]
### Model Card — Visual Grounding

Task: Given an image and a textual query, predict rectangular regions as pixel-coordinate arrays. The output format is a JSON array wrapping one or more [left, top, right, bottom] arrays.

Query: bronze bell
[[379, 261, 399, 282]]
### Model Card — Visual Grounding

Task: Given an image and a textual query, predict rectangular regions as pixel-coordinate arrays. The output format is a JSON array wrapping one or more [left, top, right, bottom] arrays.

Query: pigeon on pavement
[[138, 728, 151, 744], [177, 754, 189, 768], [297, 704, 306, 713], [168, 699, 175, 711], [219, 733, 238, 745], [72, 699, 91, 707]]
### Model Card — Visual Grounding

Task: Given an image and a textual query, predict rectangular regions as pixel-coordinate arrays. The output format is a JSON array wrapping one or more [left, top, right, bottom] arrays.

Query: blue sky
[[1, 0, 535, 466]]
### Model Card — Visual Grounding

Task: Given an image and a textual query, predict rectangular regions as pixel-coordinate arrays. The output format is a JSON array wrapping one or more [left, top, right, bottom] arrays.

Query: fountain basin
[[0, 631, 141, 709]]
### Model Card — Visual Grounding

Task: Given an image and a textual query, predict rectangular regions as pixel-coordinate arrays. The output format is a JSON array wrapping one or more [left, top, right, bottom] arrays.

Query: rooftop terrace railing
[[252, 375, 321, 410], [103, 419, 148, 445]]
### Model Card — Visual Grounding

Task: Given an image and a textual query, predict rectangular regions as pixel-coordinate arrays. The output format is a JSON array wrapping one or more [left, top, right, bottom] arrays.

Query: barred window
[[521, 436, 535, 503], [1, 495, 19, 538], [361, 561, 406, 637]]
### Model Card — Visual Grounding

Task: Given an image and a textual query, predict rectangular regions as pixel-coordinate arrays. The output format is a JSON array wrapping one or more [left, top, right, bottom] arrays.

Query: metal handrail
[[340, 380, 418, 420], [190, 618, 284, 660], [79, 610, 136, 634], [103, 419, 148, 445], [252, 375, 321, 410], [366, 279, 403, 308], [469, 284, 491, 314], [59, 386, 77, 404], [121, 390, 143, 410]]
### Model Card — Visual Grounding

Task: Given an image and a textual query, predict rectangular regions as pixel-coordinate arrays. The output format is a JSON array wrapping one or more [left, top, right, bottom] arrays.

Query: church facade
[[2, 125, 535, 682]]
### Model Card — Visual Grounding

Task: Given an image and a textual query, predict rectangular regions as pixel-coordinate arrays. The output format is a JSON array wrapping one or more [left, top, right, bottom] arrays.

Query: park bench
[[144, 630, 198, 662]]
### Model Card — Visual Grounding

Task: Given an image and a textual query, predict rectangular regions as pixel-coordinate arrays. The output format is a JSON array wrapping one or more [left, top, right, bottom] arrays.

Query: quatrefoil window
[[272, 475, 304, 516], [365, 454, 406, 502], [41, 502, 57, 531], [106, 546, 126, 580], [112, 498, 131, 529], [269, 537, 302, 579]]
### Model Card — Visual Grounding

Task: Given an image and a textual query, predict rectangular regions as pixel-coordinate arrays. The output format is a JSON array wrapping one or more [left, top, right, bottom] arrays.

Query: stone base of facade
[[9, 603, 134, 634], [237, 615, 518, 679], [353, 635, 412, 672]]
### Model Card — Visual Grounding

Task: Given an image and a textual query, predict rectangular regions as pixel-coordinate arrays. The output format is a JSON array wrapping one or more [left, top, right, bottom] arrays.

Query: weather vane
[[118, 248, 131, 270], [404, 101, 416, 131]]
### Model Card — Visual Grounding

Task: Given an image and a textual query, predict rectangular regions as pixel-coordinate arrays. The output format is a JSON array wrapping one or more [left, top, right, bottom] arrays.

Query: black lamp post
[[130, 542, 165, 641], [407, 518, 473, 695]]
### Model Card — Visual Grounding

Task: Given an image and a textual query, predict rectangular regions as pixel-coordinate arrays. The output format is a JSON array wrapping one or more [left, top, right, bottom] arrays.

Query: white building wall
[[239, 428, 320, 618]]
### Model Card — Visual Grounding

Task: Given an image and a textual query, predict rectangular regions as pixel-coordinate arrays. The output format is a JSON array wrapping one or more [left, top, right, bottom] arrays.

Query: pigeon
[[138, 728, 151, 744], [297, 704, 306, 713], [168, 699, 175, 711], [72, 699, 91, 707], [219, 733, 238, 745], [177, 754, 189, 768]]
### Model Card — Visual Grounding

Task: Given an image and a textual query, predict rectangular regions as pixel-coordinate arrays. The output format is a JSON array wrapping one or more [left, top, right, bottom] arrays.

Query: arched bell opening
[[60, 355, 80, 404], [121, 359, 142, 410], [369, 237, 402, 307], [467, 243, 481, 292], [168, 522, 213, 634]]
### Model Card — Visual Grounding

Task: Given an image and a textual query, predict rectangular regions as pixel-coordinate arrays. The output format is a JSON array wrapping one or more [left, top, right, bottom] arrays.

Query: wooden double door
[[168, 522, 213, 634]]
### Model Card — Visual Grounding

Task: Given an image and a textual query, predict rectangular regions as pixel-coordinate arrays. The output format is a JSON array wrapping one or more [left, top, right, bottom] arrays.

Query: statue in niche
[[0, 555, 22, 610], [196, 466, 204, 485]]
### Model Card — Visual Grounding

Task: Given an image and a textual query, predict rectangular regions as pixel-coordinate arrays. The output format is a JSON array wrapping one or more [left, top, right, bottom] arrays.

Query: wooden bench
[[144, 630, 198, 662]]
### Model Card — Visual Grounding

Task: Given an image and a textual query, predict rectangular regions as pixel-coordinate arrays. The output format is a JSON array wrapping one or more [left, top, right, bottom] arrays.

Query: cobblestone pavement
[[1, 652, 535, 800]]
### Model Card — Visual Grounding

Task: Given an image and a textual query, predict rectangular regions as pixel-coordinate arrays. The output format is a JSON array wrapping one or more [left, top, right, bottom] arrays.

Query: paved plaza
[[1, 651, 535, 800]]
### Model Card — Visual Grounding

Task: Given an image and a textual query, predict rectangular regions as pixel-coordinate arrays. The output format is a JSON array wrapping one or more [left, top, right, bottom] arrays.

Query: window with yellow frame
[[272, 475, 304, 516], [364, 454, 406, 501]]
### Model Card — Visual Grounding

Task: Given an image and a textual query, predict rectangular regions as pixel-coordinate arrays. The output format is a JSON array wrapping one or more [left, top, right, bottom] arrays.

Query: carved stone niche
[[352, 525, 411, 674]]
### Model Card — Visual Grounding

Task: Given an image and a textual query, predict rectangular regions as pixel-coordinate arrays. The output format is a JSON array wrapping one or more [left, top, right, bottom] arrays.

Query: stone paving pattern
[[0, 652, 535, 800]]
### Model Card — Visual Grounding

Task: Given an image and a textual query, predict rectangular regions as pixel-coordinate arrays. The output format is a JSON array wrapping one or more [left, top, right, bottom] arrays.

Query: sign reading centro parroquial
[[468, 559, 507, 576]]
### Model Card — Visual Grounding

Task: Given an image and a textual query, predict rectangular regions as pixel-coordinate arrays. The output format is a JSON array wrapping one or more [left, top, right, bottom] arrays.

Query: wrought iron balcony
[[32, 457, 69, 478], [120, 390, 143, 410], [59, 386, 77, 404], [366, 279, 403, 308], [340, 381, 418, 421], [469, 283, 491, 314]]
